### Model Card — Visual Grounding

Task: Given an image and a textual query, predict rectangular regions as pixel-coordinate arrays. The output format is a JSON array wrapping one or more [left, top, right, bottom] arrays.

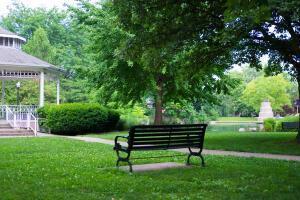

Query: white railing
[[3, 105, 38, 114], [28, 113, 38, 136], [3, 105, 38, 135], [5, 106, 15, 127]]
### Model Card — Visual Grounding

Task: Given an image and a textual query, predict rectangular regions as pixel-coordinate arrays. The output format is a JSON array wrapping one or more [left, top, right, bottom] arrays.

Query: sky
[[0, 0, 79, 17]]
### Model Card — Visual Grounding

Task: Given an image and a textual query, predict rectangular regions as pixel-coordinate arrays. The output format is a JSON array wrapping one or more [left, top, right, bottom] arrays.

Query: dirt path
[[67, 136, 300, 162]]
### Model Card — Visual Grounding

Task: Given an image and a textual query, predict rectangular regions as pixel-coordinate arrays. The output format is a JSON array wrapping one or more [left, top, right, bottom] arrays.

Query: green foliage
[[41, 103, 120, 135], [116, 105, 149, 130], [262, 116, 298, 132], [164, 101, 201, 124], [225, 0, 300, 103], [0, 80, 57, 105], [23, 28, 55, 63], [225, 0, 300, 141], [37, 105, 51, 118], [72, 0, 238, 124], [242, 74, 292, 112], [263, 118, 276, 132], [0, 2, 92, 104]]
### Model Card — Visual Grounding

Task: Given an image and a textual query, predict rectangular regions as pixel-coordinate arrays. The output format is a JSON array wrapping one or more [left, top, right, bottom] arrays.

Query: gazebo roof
[[0, 27, 15, 35], [0, 46, 63, 74], [0, 27, 26, 42]]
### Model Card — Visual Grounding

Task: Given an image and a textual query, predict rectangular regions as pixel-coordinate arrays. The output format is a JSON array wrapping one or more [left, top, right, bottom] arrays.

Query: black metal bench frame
[[282, 122, 299, 131], [113, 124, 207, 172]]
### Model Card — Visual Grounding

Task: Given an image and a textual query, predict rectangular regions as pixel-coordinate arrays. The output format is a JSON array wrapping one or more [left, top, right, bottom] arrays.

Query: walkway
[[68, 136, 300, 162]]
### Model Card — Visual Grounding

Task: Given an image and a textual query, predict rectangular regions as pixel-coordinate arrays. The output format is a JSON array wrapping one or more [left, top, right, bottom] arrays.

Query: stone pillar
[[56, 79, 60, 105], [39, 71, 45, 107]]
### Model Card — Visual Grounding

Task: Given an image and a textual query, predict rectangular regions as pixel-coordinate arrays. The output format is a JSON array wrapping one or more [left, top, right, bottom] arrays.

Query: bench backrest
[[128, 124, 207, 150], [282, 122, 299, 130]]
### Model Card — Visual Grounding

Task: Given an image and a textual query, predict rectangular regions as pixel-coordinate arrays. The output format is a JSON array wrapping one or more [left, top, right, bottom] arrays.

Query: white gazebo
[[0, 27, 64, 134]]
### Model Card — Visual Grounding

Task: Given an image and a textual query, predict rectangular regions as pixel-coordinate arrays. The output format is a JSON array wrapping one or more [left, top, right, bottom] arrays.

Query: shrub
[[263, 118, 276, 132], [116, 106, 149, 130], [39, 103, 120, 135]]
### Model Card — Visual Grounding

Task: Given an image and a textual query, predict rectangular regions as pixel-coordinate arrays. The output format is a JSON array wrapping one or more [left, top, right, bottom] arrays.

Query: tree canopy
[[225, 0, 300, 140], [73, 0, 237, 124], [225, 0, 300, 92], [23, 27, 55, 63], [242, 74, 291, 112]]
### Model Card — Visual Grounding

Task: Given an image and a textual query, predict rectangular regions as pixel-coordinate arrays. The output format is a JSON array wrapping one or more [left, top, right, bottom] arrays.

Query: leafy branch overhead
[[73, 0, 239, 124]]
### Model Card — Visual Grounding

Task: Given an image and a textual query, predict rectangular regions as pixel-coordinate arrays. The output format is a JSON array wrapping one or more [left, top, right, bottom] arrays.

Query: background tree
[[242, 74, 292, 112], [73, 0, 237, 124], [23, 27, 55, 63], [225, 0, 300, 141], [0, 2, 91, 104]]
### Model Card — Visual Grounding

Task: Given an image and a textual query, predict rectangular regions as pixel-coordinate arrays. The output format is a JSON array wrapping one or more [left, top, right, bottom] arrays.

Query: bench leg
[[186, 154, 192, 165], [187, 147, 205, 167], [115, 150, 133, 172], [199, 154, 205, 167]]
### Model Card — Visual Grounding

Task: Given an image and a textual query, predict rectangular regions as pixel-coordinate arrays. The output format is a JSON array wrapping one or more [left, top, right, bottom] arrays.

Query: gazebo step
[[0, 124, 12, 129], [0, 129, 34, 136]]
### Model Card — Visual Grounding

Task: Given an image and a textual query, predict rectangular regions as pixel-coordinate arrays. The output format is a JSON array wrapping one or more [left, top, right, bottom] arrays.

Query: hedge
[[38, 103, 120, 135]]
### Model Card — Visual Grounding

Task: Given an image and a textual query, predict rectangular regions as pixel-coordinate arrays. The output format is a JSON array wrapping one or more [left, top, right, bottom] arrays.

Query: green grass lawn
[[216, 117, 257, 122], [87, 131, 300, 155], [0, 137, 299, 199]]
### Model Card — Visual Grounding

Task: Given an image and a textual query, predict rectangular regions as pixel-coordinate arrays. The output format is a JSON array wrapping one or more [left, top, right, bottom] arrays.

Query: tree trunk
[[154, 76, 163, 125], [296, 67, 300, 143]]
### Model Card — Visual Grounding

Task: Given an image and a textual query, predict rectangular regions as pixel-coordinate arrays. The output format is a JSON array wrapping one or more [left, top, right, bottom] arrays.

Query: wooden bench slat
[[133, 124, 205, 128], [133, 132, 203, 136], [134, 131, 204, 137], [133, 136, 201, 141], [133, 139, 201, 145], [134, 128, 205, 133], [132, 143, 201, 150], [134, 133, 204, 138]]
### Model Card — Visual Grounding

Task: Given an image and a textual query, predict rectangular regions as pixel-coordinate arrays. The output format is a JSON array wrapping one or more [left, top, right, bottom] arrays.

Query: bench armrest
[[114, 135, 129, 148]]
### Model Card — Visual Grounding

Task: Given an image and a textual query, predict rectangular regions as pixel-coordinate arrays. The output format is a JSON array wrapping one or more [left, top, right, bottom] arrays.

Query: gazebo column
[[39, 71, 45, 107], [56, 79, 60, 105]]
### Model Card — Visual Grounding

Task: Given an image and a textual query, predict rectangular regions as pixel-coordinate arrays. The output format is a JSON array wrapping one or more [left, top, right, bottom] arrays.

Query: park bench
[[282, 122, 299, 131], [113, 124, 207, 172]]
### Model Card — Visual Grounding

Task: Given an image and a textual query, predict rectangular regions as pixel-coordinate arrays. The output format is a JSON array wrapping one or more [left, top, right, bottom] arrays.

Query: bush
[[275, 115, 299, 132], [116, 106, 149, 130], [263, 118, 276, 132], [38, 103, 120, 135]]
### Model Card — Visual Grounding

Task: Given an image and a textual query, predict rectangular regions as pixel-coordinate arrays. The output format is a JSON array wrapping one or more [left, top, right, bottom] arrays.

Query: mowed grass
[[87, 131, 300, 155], [0, 137, 299, 200], [216, 117, 257, 122]]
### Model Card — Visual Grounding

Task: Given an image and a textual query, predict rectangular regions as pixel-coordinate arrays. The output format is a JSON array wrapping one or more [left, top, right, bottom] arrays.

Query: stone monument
[[258, 100, 274, 121]]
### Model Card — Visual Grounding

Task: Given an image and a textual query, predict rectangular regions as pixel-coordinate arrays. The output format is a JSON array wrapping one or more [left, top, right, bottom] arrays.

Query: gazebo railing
[[3, 105, 38, 135], [6, 106, 15, 127], [3, 105, 38, 114]]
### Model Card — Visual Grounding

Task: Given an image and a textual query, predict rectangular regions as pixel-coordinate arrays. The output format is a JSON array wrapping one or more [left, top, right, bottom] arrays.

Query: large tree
[[225, 0, 300, 141], [74, 0, 236, 124]]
